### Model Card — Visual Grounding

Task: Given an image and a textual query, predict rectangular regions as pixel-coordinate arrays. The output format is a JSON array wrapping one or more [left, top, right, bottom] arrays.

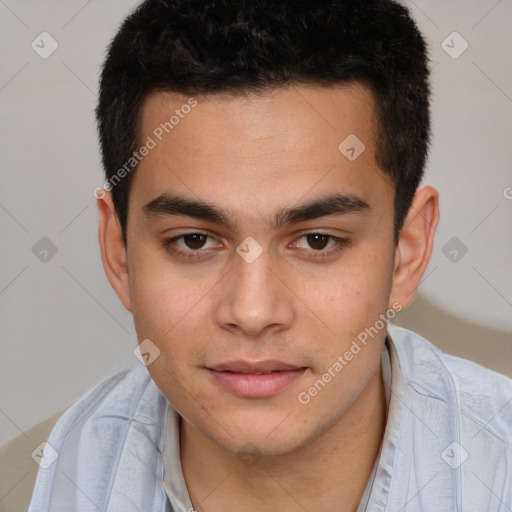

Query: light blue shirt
[[27, 324, 512, 511]]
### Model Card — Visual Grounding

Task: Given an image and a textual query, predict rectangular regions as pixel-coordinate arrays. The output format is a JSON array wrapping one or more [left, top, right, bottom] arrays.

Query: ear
[[97, 190, 132, 311], [389, 186, 439, 310]]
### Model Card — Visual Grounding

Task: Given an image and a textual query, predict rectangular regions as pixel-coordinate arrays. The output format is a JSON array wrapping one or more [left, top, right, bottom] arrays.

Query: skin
[[97, 83, 439, 511]]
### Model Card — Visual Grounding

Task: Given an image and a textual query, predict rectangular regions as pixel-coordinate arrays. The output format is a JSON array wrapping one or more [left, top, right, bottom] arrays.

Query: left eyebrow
[[276, 194, 371, 228], [142, 192, 371, 230]]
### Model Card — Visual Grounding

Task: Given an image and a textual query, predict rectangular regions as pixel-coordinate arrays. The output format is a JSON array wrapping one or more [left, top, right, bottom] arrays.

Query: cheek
[[127, 246, 225, 383], [128, 260, 209, 412], [296, 251, 393, 415], [130, 282, 207, 367], [311, 245, 394, 355], [128, 245, 202, 334], [327, 248, 393, 311]]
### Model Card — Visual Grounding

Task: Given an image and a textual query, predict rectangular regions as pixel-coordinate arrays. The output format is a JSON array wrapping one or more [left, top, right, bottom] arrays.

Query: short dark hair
[[96, 0, 431, 245]]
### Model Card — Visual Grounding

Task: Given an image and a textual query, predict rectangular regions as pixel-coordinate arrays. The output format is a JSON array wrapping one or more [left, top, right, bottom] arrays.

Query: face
[[99, 83, 431, 458]]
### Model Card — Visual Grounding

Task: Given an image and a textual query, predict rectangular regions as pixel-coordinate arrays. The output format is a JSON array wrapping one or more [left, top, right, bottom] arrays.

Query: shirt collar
[[162, 405, 194, 511], [356, 327, 402, 511]]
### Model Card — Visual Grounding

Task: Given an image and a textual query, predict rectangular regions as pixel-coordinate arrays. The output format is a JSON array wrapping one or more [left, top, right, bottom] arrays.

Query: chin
[[196, 408, 324, 458]]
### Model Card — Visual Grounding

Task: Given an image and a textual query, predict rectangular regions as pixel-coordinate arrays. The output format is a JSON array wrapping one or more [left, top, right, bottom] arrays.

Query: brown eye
[[306, 233, 330, 250], [293, 233, 351, 259], [182, 233, 208, 249], [162, 232, 217, 259]]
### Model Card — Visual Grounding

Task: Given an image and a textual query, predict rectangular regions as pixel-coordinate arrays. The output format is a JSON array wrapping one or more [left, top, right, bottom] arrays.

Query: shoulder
[[388, 323, 512, 445], [27, 364, 168, 511], [1, 368, 153, 512], [45, 364, 155, 449]]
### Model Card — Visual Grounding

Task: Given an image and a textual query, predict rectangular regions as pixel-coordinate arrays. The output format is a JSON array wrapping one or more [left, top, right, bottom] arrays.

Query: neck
[[180, 359, 387, 512]]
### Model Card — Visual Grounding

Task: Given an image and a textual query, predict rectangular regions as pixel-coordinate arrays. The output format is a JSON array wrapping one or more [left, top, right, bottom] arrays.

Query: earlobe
[[97, 191, 132, 311], [389, 186, 439, 310]]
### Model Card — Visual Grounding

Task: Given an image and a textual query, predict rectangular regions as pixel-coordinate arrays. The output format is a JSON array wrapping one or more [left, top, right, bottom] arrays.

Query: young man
[[28, 0, 512, 511]]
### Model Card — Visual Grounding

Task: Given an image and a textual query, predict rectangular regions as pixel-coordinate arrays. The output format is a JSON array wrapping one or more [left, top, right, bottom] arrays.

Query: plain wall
[[0, 0, 511, 447]]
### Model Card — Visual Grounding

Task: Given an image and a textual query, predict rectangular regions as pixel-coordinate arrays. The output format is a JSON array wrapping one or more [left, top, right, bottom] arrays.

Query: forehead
[[130, 83, 393, 227], [139, 83, 378, 156]]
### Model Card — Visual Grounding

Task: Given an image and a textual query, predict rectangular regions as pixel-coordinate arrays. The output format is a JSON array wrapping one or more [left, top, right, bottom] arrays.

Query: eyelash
[[161, 232, 351, 260]]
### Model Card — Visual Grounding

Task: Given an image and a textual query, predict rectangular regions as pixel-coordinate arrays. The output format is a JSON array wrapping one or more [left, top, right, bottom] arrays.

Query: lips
[[207, 360, 307, 398], [209, 360, 304, 374]]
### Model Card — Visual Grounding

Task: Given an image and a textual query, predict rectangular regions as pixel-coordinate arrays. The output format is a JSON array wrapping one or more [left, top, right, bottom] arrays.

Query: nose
[[215, 248, 295, 338]]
